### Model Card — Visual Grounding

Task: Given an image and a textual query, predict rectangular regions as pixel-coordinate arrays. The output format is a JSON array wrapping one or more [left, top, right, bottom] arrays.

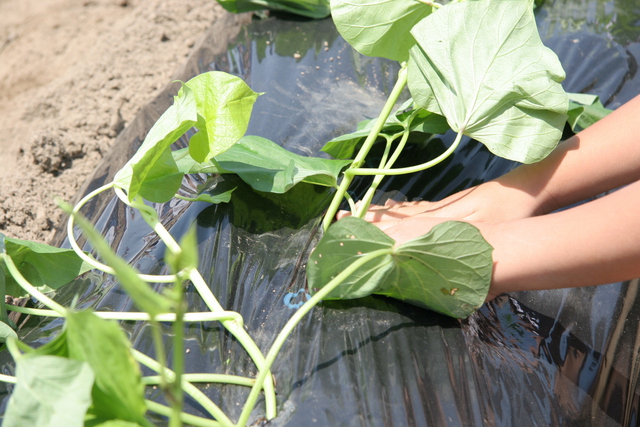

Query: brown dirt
[[0, 0, 246, 243]]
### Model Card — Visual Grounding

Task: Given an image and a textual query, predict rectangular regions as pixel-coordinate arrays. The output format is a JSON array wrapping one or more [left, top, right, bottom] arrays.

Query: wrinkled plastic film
[[1, 1, 640, 425]]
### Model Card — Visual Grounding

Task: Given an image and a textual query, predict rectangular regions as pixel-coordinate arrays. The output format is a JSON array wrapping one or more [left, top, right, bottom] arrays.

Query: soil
[[0, 0, 247, 243]]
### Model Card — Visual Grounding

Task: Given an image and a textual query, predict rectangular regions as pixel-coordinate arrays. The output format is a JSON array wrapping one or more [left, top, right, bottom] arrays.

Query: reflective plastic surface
[[2, 2, 640, 425]]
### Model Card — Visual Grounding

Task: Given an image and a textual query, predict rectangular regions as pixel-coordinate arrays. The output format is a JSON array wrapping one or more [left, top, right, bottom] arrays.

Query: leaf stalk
[[236, 248, 393, 426], [322, 64, 409, 231]]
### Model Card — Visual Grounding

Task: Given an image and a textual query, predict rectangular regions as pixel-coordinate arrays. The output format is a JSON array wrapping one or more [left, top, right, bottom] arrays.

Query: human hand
[[337, 179, 542, 232]]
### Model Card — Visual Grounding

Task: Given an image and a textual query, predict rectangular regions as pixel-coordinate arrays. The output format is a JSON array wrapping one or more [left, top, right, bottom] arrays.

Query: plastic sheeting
[[2, 1, 640, 425]]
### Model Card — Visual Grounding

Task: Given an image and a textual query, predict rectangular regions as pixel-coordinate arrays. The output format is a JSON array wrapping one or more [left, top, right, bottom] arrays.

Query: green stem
[[348, 130, 464, 176], [115, 187, 275, 417], [354, 128, 412, 218], [145, 400, 221, 427], [236, 248, 393, 426], [66, 183, 115, 274], [110, 180, 276, 419], [0, 373, 16, 384], [150, 321, 170, 392], [114, 188, 182, 254], [143, 374, 255, 387], [5, 337, 21, 361], [6, 305, 244, 323], [378, 134, 398, 169], [133, 349, 234, 427], [110, 197, 276, 420], [66, 184, 177, 283], [170, 282, 186, 427], [0, 254, 66, 315], [175, 195, 203, 202], [322, 64, 409, 231], [0, 266, 9, 326], [344, 192, 357, 213], [187, 270, 277, 419]]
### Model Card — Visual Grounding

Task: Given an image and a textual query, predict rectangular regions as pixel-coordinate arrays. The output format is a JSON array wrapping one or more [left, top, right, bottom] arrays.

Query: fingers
[[336, 200, 434, 223], [363, 200, 432, 222]]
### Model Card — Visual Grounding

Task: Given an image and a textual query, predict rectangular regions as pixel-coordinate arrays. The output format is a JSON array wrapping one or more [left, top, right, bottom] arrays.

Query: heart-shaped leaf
[[113, 83, 197, 202], [307, 217, 493, 318], [331, 0, 434, 62], [186, 72, 262, 163], [114, 72, 261, 203], [407, 0, 568, 164]]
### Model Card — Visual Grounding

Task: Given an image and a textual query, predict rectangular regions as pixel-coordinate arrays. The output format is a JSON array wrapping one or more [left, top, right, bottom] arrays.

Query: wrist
[[491, 163, 558, 217]]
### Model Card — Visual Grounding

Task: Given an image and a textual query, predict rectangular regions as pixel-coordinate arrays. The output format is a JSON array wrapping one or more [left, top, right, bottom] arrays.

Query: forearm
[[484, 180, 640, 296], [493, 94, 640, 215]]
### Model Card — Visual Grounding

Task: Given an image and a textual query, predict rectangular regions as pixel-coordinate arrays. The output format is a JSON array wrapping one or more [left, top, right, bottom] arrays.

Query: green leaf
[[407, 0, 568, 164], [0, 320, 18, 343], [7, 311, 149, 425], [216, 0, 330, 19], [113, 84, 198, 202], [60, 203, 173, 317], [0, 234, 93, 298], [177, 136, 351, 193], [17, 328, 70, 357], [136, 147, 185, 203], [65, 311, 149, 426], [3, 355, 95, 427], [567, 93, 612, 133], [330, 0, 434, 62], [321, 102, 450, 159], [185, 72, 262, 163], [307, 217, 493, 318], [114, 72, 260, 203]]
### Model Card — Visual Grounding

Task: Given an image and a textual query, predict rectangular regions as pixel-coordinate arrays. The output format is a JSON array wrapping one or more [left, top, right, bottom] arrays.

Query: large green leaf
[[7, 311, 150, 425], [307, 217, 493, 318], [407, 0, 568, 164], [114, 72, 260, 203], [186, 72, 261, 163], [0, 233, 93, 298], [216, 0, 330, 19], [3, 355, 95, 427], [321, 101, 450, 159], [113, 84, 197, 203], [176, 136, 351, 193], [331, 0, 434, 62], [64, 311, 149, 425]]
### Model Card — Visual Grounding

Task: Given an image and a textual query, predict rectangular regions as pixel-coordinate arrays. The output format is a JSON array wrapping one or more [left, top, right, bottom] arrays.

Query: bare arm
[[371, 180, 640, 299], [348, 94, 640, 299], [484, 180, 640, 298], [351, 94, 640, 223]]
